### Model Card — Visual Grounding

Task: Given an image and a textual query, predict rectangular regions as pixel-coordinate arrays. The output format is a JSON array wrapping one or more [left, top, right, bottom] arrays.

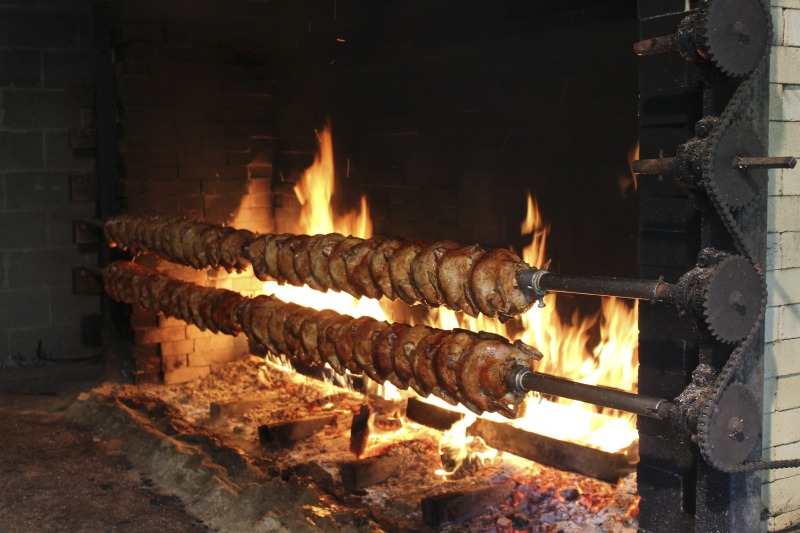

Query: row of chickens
[[103, 260, 542, 418], [104, 214, 535, 322]]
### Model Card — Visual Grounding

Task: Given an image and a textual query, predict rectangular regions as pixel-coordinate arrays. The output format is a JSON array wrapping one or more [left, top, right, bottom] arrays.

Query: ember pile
[[106, 356, 641, 532]]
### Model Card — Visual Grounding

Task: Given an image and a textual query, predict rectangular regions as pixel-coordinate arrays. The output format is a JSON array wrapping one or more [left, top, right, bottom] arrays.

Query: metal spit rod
[[632, 155, 797, 175], [517, 269, 677, 303], [508, 367, 671, 419]]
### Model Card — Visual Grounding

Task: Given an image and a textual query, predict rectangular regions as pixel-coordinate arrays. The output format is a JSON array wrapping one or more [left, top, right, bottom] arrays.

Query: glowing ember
[[255, 121, 639, 455]]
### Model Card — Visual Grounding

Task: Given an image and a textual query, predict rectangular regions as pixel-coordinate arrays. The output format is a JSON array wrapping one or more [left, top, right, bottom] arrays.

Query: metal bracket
[[72, 266, 103, 295], [73, 219, 103, 245]]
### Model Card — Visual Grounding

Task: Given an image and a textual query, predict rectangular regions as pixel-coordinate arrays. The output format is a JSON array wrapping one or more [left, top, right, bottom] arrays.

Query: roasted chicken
[[102, 261, 542, 418], [105, 215, 536, 321]]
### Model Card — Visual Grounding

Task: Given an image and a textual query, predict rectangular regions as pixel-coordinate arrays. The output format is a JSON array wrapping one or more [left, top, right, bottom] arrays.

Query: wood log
[[421, 480, 515, 527], [350, 405, 371, 458], [468, 418, 635, 482], [340, 455, 403, 490], [258, 414, 337, 447], [210, 393, 276, 421], [405, 398, 635, 482], [405, 397, 464, 430]]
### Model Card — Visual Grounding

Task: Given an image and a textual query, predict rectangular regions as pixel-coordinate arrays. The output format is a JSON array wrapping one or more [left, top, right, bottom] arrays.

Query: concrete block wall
[[0, 0, 99, 367], [763, 1, 800, 530], [114, 0, 275, 384]]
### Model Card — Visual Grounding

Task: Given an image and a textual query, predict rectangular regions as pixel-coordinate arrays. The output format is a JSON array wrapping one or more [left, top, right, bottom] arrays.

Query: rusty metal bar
[[633, 34, 679, 56], [518, 269, 676, 302], [632, 157, 677, 175], [508, 367, 671, 419], [733, 156, 797, 169]]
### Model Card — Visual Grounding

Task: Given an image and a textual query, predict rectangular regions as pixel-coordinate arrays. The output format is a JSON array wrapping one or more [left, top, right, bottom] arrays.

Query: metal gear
[[698, 0, 770, 78], [705, 120, 767, 210], [704, 383, 761, 467], [702, 255, 762, 343]]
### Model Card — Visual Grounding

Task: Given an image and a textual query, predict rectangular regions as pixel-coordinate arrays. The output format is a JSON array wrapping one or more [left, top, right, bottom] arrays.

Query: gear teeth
[[705, 120, 765, 211], [702, 294, 737, 344], [693, 48, 769, 468], [699, 0, 771, 78]]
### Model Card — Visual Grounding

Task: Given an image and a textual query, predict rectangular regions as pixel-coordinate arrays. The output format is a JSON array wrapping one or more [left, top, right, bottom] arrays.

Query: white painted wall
[[763, 2, 800, 530]]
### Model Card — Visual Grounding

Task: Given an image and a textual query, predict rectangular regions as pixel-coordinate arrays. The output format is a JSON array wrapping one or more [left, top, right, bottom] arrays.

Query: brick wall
[[266, 1, 639, 278], [0, 0, 99, 367], [115, 1, 640, 383], [762, 1, 800, 530], [113, 0, 275, 384]]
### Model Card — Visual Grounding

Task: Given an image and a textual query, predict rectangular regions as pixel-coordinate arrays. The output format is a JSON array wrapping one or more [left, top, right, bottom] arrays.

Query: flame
[[626, 141, 640, 192], [414, 195, 639, 453], [434, 412, 498, 479], [265, 121, 382, 321], [259, 121, 639, 457], [289, 123, 372, 238]]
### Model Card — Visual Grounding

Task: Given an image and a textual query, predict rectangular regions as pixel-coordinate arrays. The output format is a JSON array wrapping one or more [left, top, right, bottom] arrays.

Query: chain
[[692, 2, 800, 472]]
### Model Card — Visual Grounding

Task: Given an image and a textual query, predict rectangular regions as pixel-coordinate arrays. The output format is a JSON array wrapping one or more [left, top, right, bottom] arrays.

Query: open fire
[[253, 122, 639, 457], [98, 118, 643, 530]]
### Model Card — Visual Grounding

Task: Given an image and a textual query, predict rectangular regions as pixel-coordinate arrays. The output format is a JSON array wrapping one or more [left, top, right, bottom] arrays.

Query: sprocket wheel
[[706, 120, 767, 210], [699, 0, 770, 78], [702, 255, 762, 343], [705, 382, 761, 467]]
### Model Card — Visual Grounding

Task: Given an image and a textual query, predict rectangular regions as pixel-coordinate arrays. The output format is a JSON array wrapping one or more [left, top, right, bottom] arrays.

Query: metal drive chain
[[694, 3, 800, 472]]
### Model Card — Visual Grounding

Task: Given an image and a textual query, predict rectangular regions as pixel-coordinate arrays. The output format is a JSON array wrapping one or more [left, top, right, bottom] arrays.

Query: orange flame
[[260, 121, 639, 455], [626, 141, 640, 193], [289, 123, 372, 238]]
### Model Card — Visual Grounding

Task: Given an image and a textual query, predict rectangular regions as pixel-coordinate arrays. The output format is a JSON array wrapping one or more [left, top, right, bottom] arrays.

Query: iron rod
[[510, 369, 670, 419], [633, 34, 679, 56], [733, 156, 797, 169], [518, 269, 676, 302], [632, 157, 676, 175]]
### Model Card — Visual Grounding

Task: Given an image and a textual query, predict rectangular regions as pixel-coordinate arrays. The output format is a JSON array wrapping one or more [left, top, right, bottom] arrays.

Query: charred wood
[[406, 397, 464, 430], [258, 414, 337, 447], [421, 480, 515, 527], [340, 455, 404, 490], [349, 405, 371, 458], [468, 418, 635, 483], [210, 393, 276, 421]]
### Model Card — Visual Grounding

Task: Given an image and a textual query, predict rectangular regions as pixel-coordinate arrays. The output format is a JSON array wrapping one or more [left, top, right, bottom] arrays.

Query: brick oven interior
[[0, 0, 798, 532]]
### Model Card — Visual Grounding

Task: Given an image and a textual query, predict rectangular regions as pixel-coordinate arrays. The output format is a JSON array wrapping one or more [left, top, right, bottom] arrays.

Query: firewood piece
[[292, 462, 335, 486], [258, 414, 337, 447], [421, 480, 515, 527], [209, 393, 276, 421], [340, 455, 403, 490], [350, 405, 371, 458], [405, 397, 464, 430], [468, 418, 635, 482]]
